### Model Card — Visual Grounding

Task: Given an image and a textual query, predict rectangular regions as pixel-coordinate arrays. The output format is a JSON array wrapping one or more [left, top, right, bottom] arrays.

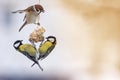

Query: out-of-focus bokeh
[[1, 0, 120, 80]]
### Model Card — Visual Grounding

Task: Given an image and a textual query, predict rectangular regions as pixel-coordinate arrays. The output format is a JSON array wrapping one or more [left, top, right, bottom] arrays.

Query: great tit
[[13, 40, 43, 71], [31, 36, 56, 67]]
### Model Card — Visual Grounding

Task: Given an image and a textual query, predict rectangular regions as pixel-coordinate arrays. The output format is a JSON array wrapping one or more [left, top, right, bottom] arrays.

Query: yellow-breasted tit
[[13, 40, 43, 71], [31, 36, 56, 67], [12, 4, 44, 32]]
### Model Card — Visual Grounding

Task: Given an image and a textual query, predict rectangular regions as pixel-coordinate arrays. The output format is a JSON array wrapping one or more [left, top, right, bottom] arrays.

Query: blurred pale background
[[0, 0, 120, 80]]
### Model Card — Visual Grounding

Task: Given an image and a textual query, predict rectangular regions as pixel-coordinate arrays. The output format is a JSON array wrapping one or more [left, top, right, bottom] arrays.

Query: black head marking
[[46, 36, 56, 44], [13, 40, 23, 49]]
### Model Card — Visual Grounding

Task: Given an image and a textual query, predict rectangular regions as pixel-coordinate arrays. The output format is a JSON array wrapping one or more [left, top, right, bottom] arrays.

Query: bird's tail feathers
[[36, 61, 43, 71], [31, 62, 43, 71], [31, 63, 36, 67]]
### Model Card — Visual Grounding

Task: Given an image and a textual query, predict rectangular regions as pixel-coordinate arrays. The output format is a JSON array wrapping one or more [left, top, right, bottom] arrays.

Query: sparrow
[[12, 4, 44, 32]]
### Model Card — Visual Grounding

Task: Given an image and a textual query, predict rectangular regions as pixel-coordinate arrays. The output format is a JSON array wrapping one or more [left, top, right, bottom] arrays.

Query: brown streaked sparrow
[[12, 4, 44, 32]]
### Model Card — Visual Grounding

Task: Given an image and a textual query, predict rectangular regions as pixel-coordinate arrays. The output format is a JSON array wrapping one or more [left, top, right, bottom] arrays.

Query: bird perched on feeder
[[31, 36, 57, 67], [13, 40, 43, 71]]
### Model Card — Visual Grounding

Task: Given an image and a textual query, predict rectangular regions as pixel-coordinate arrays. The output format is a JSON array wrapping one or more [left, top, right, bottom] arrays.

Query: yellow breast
[[39, 41, 53, 54], [19, 44, 36, 56]]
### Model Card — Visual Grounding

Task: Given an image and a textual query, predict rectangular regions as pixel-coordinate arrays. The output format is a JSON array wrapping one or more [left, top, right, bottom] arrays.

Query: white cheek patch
[[15, 43, 20, 47], [49, 38, 55, 43], [37, 10, 40, 14], [36, 9, 40, 13]]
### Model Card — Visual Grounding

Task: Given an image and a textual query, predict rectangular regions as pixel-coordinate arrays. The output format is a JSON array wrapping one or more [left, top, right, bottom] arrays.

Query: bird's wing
[[40, 45, 55, 60], [22, 51, 37, 63], [22, 45, 38, 63]]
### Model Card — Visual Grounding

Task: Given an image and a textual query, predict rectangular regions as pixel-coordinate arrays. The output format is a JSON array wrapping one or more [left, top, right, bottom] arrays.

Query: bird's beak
[[41, 10, 45, 13]]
